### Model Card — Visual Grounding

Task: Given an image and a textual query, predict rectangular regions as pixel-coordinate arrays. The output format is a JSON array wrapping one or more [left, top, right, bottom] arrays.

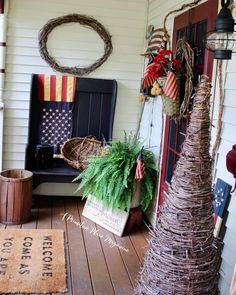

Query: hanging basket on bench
[[61, 136, 102, 170]]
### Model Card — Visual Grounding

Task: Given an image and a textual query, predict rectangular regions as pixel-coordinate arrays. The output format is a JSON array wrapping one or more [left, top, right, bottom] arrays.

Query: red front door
[[158, 0, 218, 212]]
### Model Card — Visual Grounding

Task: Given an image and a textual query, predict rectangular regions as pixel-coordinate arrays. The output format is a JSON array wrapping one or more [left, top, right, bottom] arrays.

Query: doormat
[[0, 229, 67, 294]]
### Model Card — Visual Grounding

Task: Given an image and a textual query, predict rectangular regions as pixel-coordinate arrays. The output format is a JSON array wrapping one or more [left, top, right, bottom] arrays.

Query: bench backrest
[[25, 74, 117, 171]]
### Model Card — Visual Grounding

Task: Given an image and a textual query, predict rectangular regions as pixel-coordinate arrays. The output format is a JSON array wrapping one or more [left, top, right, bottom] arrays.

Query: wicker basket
[[158, 76, 180, 117], [61, 137, 102, 170]]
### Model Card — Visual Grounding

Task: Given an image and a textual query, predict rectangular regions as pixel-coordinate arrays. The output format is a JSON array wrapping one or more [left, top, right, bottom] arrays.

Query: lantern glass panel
[[206, 31, 236, 51]]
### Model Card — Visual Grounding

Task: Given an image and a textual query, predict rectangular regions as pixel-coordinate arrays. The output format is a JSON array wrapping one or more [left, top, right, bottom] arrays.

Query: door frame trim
[[157, 0, 218, 213]]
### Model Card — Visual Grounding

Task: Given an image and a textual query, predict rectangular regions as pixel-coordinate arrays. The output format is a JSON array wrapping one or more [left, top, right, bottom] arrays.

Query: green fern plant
[[73, 133, 157, 212]]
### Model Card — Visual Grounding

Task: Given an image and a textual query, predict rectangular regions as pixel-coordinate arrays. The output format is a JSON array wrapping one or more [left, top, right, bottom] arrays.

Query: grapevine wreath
[[38, 14, 113, 75]]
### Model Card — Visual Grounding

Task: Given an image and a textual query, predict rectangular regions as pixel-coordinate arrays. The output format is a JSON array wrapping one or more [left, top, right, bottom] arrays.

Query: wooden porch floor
[[0, 196, 149, 295]]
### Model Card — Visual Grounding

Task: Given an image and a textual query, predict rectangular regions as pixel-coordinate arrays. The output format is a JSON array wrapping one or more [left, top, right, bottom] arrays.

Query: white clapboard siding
[[219, 215, 236, 295], [4, 126, 27, 136], [224, 89, 236, 107], [216, 7, 236, 289], [3, 0, 147, 181], [3, 143, 25, 153], [3, 160, 23, 169], [4, 135, 27, 144], [4, 118, 28, 127]]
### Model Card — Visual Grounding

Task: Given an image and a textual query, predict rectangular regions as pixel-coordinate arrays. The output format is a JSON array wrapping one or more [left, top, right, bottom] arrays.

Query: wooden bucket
[[0, 169, 33, 225]]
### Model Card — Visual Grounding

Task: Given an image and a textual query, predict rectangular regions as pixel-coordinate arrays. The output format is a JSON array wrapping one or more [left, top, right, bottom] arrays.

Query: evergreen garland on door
[[134, 76, 220, 295]]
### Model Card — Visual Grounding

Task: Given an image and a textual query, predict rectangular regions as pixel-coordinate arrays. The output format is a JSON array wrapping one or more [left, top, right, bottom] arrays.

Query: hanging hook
[[221, 0, 231, 8]]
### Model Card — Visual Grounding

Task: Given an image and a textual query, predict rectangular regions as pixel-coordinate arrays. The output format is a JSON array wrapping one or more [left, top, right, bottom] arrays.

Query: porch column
[[0, 0, 7, 170]]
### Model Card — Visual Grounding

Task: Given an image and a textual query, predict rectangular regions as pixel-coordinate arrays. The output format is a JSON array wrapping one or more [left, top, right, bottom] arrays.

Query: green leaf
[[73, 132, 158, 212]]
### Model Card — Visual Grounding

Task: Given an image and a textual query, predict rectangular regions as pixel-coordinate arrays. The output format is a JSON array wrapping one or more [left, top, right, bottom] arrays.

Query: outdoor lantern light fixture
[[206, 0, 236, 60]]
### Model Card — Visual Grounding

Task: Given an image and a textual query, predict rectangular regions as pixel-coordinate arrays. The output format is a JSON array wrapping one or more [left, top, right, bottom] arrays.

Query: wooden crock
[[0, 169, 33, 224]]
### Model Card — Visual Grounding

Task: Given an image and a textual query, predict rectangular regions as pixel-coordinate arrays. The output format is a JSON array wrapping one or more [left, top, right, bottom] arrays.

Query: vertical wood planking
[[36, 196, 52, 229], [78, 201, 115, 295], [129, 226, 148, 262], [21, 203, 38, 229], [137, 222, 150, 242], [0, 196, 150, 294], [113, 234, 142, 287], [6, 181, 14, 223], [96, 225, 133, 295], [0, 180, 8, 221], [5, 223, 21, 229], [65, 197, 94, 295], [51, 196, 72, 295]]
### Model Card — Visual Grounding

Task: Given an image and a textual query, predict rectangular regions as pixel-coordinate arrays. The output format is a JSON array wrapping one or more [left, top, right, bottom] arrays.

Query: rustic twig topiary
[[134, 75, 220, 295], [38, 14, 113, 76]]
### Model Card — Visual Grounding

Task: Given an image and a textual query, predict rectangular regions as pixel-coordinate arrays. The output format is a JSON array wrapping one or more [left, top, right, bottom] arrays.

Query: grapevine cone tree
[[135, 76, 220, 295]]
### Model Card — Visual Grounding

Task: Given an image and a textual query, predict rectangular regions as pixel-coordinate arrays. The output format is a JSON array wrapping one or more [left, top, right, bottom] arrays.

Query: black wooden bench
[[25, 74, 117, 189]]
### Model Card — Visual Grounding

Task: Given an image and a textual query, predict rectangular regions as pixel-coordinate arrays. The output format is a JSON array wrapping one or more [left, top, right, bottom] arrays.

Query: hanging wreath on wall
[[38, 14, 113, 76]]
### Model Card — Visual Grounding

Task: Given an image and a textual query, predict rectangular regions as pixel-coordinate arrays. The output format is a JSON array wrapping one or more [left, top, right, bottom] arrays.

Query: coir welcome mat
[[0, 229, 67, 293]]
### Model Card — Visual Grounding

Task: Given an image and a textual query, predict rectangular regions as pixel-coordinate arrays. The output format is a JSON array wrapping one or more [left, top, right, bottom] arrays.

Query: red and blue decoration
[[214, 178, 231, 218], [163, 66, 179, 101], [37, 74, 76, 154], [213, 178, 232, 237], [141, 55, 156, 91], [135, 148, 145, 181]]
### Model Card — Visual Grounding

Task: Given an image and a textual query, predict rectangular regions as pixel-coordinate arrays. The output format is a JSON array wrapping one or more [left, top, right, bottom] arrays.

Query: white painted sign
[[82, 195, 129, 237]]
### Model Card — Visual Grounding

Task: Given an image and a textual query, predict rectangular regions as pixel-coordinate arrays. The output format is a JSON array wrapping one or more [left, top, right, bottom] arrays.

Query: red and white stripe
[[135, 152, 145, 181], [38, 74, 76, 102], [163, 70, 179, 101], [142, 62, 155, 89], [142, 28, 166, 55]]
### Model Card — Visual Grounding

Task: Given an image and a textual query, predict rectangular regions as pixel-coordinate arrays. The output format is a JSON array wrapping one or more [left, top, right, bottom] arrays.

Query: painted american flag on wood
[[37, 74, 75, 154], [38, 74, 76, 102]]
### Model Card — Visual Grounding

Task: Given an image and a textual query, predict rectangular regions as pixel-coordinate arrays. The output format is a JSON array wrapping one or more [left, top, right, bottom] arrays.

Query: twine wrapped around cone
[[134, 76, 220, 295]]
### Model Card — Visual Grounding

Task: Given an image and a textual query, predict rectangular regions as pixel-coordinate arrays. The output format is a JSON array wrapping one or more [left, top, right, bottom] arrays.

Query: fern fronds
[[73, 133, 158, 212]]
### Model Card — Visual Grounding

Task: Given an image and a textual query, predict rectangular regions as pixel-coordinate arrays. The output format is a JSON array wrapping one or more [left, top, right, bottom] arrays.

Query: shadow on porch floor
[[0, 196, 150, 295]]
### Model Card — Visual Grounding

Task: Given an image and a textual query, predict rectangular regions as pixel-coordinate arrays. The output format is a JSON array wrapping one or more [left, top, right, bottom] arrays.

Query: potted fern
[[73, 133, 157, 212]]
